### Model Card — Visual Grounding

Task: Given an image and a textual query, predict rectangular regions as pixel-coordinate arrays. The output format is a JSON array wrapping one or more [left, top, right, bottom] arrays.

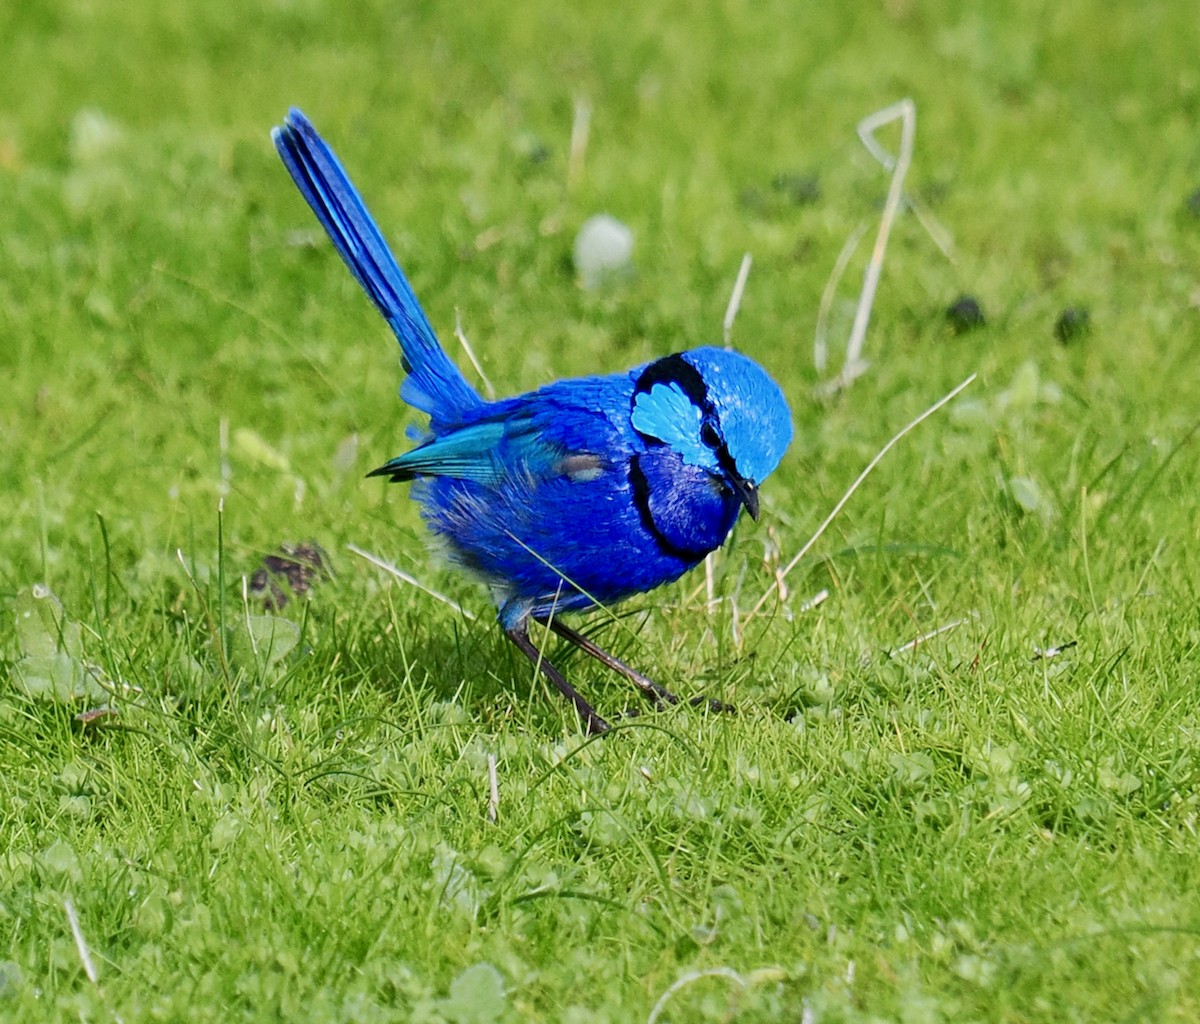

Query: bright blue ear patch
[[631, 382, 714, 468]]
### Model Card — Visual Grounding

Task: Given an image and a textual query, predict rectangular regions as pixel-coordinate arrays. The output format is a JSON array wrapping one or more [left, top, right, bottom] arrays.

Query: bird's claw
[[689, 695, 735, 714], [619, 693, 733, 719], [585, 711, 612, 735]]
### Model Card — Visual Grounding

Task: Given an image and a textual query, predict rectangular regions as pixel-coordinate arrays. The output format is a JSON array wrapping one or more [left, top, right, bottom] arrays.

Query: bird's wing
[[272, 109, 483, 429], [368, 411, 603, 486], [370, 373, 634, 486]]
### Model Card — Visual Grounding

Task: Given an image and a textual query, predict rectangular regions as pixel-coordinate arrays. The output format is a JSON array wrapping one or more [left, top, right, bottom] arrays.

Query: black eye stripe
[[715, 443, 740, 480]]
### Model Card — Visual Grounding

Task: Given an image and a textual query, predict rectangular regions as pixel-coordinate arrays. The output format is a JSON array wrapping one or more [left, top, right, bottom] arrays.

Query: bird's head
[[630, 347, 792, 519]]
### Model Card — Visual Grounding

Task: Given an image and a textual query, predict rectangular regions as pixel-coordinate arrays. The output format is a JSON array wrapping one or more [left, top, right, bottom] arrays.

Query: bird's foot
[[645, 679, 734, 716], [619, 693, 733, 719], [531, 616, 732, 728], [584, 708, 612, 735], [688, 694, 736, 715]]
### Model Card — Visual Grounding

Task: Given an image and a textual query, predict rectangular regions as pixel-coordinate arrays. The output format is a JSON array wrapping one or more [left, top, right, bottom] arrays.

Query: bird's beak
[[729, 474, 760, 520]]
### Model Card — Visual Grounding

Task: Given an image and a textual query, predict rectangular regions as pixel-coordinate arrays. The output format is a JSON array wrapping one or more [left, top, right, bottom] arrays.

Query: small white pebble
[[573, 214, 634, 288]]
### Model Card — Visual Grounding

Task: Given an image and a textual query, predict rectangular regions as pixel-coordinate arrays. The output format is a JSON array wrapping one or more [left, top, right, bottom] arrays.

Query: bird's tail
[[272, 108, 483, 428]]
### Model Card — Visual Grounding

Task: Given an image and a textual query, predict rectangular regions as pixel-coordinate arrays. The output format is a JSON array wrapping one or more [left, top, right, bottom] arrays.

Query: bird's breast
[[628, 448, 742, 561]]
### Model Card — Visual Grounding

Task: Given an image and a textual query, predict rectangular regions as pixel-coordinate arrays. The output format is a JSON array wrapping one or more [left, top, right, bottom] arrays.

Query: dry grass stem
[[346, 543, 477, 620], [745, 373, 976, 626], [454, 308, 496, 398], [723, 251, 753, 350], [64, 897, 99, 985]]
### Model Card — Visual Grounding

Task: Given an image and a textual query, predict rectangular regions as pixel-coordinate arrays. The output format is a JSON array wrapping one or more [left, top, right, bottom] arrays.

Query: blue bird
[[272, 109, 792, 733]]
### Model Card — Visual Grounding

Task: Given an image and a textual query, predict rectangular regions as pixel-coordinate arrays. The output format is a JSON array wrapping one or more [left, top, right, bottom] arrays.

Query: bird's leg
[[539, 616, 681, 710], [505, 622, 610, 735], [541, 618, 735, 715]]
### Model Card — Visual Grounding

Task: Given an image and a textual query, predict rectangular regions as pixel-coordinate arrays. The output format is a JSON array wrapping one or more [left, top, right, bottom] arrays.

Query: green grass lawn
[[4, 0, 1200, 1019]]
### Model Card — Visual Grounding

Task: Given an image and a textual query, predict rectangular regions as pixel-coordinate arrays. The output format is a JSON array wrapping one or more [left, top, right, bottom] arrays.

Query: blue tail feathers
[[272, 108, 482, 428]]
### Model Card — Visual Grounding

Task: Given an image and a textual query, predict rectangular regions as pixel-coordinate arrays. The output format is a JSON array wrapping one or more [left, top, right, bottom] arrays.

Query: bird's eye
[[700, 421, 721, 449]]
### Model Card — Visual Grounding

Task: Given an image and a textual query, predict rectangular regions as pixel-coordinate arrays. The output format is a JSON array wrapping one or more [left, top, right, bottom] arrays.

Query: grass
[[3, 0, 1200, 1019]]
